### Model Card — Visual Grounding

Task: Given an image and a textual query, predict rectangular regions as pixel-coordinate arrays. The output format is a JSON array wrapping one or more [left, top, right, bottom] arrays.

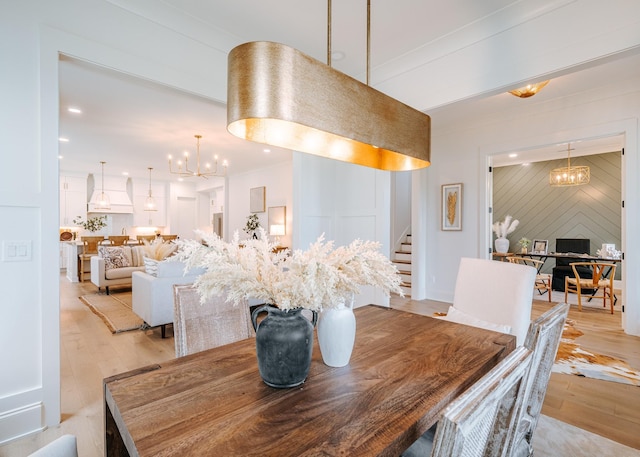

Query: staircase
[[393, 234, 412, 297]]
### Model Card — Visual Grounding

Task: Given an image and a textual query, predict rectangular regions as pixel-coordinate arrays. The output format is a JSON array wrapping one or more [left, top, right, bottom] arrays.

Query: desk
[[492, 252, 513, 262], [104, 305, 515, 457], [520, 252, 621, 273]]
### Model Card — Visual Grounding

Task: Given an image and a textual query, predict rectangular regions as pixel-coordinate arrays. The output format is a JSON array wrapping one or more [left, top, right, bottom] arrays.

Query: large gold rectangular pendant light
[[227, 41, 431, 171]]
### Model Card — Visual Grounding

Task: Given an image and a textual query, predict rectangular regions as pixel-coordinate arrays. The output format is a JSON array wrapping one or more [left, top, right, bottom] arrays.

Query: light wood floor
[[1, 278, 639, 456]]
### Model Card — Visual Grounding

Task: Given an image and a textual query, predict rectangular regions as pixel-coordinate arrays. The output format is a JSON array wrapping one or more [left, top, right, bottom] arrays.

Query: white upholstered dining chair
[[172, 284, 254, 357], [28, 434, 78, 457], [402, 346, 533, 457], [506, 302, 569, 457], [440, 257, 536, 345]]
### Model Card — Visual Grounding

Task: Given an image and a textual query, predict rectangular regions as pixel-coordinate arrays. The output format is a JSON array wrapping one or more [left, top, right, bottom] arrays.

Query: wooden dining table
[[104, 305, 515, 457]]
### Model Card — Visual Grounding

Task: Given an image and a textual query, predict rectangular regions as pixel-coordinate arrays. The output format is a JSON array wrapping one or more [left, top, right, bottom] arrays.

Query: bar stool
[[78, 236, 106, 282]]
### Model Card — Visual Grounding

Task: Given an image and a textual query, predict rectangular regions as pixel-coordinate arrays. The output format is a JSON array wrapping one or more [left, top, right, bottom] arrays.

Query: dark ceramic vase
[[251, 304, 318, 388]]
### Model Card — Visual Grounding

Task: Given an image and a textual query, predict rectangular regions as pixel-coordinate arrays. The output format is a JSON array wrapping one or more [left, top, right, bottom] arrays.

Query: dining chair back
[[506, 302, 569, 457], [108, 235, 129, 246], [565, 262, 617, 313], [403, 347, 532, 457], [508, 257, 552, 302], [445, 257, 536, 345], [173, 284, 254, 357], [160, 234, 178, 242], [136, 234, 156, 244]]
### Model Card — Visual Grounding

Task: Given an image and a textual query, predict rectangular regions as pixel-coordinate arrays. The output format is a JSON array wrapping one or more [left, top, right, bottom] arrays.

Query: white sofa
[[132, 260, 205, 338], [91, 245, 146, 294]]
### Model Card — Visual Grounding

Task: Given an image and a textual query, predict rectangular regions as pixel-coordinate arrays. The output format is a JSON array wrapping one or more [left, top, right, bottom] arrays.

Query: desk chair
[[402, 347, 532, 457], [552, 238, 590, 291], [78, 236, 106, 282], [441, 257, 536, 345], [565, 262, 617, 313], [509, 257, 552, 302], [173, 284, 254, 357]]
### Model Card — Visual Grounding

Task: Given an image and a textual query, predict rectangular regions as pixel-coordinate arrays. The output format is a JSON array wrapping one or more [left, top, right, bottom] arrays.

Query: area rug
[[79, 292, 144, 333], [553, 319, 640, 386]]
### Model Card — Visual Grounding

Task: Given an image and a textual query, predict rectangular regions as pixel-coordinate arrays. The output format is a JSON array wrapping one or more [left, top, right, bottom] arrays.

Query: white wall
[[420, 73, 640, 336], [391, 172, 412, 250], [228, 161, 293, 246], [293, 153, 392, 308], [0, 0, 231, 442]]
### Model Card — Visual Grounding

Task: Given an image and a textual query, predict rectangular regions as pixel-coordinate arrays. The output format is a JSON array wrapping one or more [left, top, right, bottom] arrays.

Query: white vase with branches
[[492, 215, 519, 253]]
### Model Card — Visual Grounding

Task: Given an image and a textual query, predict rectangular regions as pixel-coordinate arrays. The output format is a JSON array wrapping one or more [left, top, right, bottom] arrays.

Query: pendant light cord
[[327, 0, 332, 66], [328, 0, 371, 86], [367, 0, 370, 86]]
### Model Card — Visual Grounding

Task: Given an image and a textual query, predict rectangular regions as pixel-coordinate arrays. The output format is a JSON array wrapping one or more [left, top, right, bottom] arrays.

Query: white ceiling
[[57, 0, 636, 182]]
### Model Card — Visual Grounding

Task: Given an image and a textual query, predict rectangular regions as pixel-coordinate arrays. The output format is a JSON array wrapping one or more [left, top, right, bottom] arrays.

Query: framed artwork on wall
[[532, 239, 548, 254], [441, 183, 463, 231], [250, 186, 266, 213]]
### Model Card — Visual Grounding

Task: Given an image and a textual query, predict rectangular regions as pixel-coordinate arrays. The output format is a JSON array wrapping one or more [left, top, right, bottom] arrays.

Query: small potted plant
[[73, 215, 108, 233], [243, 214, 261, 239], [518, 237, 531, 254]]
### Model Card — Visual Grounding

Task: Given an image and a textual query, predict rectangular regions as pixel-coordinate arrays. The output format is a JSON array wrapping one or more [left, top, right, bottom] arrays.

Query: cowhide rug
[[553, 319, 640, 386]]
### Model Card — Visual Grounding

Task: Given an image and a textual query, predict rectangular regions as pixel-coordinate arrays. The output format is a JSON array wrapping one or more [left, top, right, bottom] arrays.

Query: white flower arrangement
[[492, 215, 519, 239], [173, 228, 404, 312]]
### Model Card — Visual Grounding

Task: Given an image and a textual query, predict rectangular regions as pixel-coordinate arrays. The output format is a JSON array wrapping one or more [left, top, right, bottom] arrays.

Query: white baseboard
[[0, 402, 44, 445]]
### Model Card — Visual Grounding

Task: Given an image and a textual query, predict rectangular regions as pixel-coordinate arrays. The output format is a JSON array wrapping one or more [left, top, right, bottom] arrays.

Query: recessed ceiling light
[[122, 171, 129, 176], [508, 153, 518, 158], [264, 148, 271, 153], [58, 137, 69, 142], [58, 155, 63, 160], [67, 107, 82, 114]]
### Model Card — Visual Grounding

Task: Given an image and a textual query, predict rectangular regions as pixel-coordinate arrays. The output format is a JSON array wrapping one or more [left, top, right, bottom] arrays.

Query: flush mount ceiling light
[[509, 80, 550, 98], [94, 161, 111, 210], [549, 143, 590, 187], [227, 0, 431, 171], [144, 167, 157, 212], [168, 135, 228, 179]]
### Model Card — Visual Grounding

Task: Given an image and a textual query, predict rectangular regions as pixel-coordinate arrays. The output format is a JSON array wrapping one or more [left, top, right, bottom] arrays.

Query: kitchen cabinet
[[60, 175, 87, 226]]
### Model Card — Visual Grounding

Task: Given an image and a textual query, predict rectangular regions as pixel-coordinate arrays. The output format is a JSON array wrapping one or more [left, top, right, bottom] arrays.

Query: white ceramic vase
[[495, 237, 510, 254], [317, 296, 356, 367]]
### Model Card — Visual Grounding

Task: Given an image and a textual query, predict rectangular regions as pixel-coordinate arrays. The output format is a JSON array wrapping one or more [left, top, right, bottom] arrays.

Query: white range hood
[[88, 175, 134, 214]]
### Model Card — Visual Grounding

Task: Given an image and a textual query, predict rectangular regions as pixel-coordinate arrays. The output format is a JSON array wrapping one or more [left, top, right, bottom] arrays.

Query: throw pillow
[[143, 257, 160, 276], [98, 246, 131, 270], [131, 245, 146, 267], [439, 305, 512, 335]]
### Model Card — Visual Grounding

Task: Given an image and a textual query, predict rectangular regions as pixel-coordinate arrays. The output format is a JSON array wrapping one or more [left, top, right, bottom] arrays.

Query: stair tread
[[398, 270, 411, 275], [393, 259, 411, 264]]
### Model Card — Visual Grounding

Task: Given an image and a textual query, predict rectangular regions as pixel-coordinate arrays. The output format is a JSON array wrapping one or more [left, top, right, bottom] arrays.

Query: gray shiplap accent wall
[[493, 151, 621, 277]]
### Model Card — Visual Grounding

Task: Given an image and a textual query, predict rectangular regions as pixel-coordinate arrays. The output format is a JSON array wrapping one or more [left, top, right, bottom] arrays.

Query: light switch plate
[[2, 241, 32, 262]]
